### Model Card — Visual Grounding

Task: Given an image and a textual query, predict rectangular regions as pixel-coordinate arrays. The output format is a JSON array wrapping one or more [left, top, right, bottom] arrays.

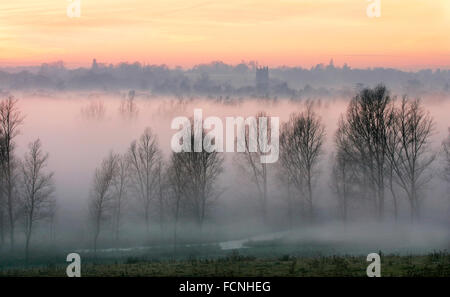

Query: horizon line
[[1, 59, 449, 72]]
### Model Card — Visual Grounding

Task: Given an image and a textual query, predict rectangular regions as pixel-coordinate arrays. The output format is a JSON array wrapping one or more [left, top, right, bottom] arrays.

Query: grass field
[[1, 251, 449, 277]]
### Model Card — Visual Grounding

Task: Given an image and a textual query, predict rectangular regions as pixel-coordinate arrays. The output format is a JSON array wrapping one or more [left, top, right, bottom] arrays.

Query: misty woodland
[[0, 77, 449, 263]]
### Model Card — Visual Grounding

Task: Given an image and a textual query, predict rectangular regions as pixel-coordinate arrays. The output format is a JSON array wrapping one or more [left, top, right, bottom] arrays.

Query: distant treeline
[[1, 60, 450, 98]]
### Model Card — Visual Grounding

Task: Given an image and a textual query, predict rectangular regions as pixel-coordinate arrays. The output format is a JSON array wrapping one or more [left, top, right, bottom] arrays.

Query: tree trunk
[[7, 186, 14, 250], [262, 164, 268, 226], [50, 215, 55, 244], [94, 213, 101, 258], [93, 233, 99, 257], [342, 165, 348, 223], [145, 205, 150, 235], [409, 184, 420, 222], [25, 209, 34, 263], [199, 190, 206, 231], [25, 231, 31, 263], [0, 208, 4, 248], [159, 198, 164, 238], [377, 169, 385, 221], [286, 183, 293, 229], [410, 199, 416, 223], [388, 171, 398, 222], [93, 229, 99, 260], [158, 168, 164, 236], [307, 169, 314, 222], [173, 197, 180, 252], [115, 208, 120, 242]]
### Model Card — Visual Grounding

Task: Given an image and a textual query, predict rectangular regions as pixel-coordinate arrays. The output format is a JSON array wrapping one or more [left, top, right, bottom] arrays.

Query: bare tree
[[0, 134, 3, 249], [167, 151, 188, 250], [81, 99, 106, 120], [386, 97, 435, 221], [20, 139, 55, 261], [0, 96, 24, 249], [443, 128, 450, 217], [89, 152, 118, 254], [385, 103, 401, 221], [127, 128, 161, 234], [279, 102, 325, 221], [236, 112, 271, 225], [331, 125, 359, 224], [387, 161, 400, 221], [119, 90, 139, 119], [47, 198, 57, 244], [155, 160, 167, 235], [337, 85, 391, 220], [187, 149, 223, 228], [111, 154, 129, 242], [0, 194, 4, 248], [167, 124, 223, 248], [332, 116, 370, 223], [0, 161, 4, 248], [179, 126, 224, 229], [443, 128, 450, 184], [275, 163, 296, 229]]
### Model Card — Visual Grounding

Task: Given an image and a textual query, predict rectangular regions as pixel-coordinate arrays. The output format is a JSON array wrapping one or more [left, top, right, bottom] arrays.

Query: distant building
[[91, 58, 98, 71], [256, 66, 269, 95]]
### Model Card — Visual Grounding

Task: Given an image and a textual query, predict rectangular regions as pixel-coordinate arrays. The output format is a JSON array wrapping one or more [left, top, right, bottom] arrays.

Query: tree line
[[1, 84, 450, 258], [88, 84, 450, 253], [88, 125, 224, 253], [331, 85, 436, 222], [0, 97, 55, 261]]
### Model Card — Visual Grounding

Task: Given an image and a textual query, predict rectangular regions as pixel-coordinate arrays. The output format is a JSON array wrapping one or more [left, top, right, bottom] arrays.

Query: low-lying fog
[[7, 91, 450, 254]]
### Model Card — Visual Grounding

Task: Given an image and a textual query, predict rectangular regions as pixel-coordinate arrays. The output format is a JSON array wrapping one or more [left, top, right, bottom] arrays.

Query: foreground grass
[[1, 251, 449, 277]]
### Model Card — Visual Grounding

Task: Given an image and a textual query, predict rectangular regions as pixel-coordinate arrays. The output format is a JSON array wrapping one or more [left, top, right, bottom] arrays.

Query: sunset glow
[[1, 0, 449, 69]]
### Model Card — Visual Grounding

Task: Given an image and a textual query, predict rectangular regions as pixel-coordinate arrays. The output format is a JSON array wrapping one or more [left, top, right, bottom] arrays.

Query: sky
[[0, 0, 449, 69]]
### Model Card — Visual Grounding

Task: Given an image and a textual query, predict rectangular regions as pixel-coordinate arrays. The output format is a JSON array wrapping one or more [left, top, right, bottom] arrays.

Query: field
[[2, 231, 449, 277], [1, 251, 449, 277]]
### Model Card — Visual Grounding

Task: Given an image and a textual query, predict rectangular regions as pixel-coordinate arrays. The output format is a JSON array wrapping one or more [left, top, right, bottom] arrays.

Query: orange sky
[[0, 0, 449, 69]]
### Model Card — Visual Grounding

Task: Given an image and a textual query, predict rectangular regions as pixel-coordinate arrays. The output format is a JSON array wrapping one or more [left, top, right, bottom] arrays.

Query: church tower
[[256, 66, 269, 95]]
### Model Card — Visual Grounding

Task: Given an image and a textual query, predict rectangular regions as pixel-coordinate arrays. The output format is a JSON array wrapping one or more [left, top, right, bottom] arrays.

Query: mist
[[0, 89, 447, 264]]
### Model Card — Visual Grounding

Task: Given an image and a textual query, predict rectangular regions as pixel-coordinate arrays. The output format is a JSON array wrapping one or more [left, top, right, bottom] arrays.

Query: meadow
[[1, 251, 449, 277]]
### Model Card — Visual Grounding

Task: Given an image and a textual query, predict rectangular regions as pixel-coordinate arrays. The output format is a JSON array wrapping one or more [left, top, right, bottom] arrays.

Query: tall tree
[[47, 198, 57, 244], [127, 128, 161, 234], [178, 125, 223, 229], [275, 163, 296, 229], [0, 96, 24, 249], [20, 139, 55, 262], [443, 128, 450, 184], [386, 161, 400, 221], [167, 151, 189, 250], [119, 90, 139, 119], [155, 160, 167, 235], [89, 152, 118, 255], [279, 102, 325, 221], [386, 97, 435, 221], [337, 85, 391, 219], [331, 123, 359, 223], [443, 128, 450, 217], [0, 194, 3, 248], [111, 154, 129, 242], [237, 112, 271, 225]]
